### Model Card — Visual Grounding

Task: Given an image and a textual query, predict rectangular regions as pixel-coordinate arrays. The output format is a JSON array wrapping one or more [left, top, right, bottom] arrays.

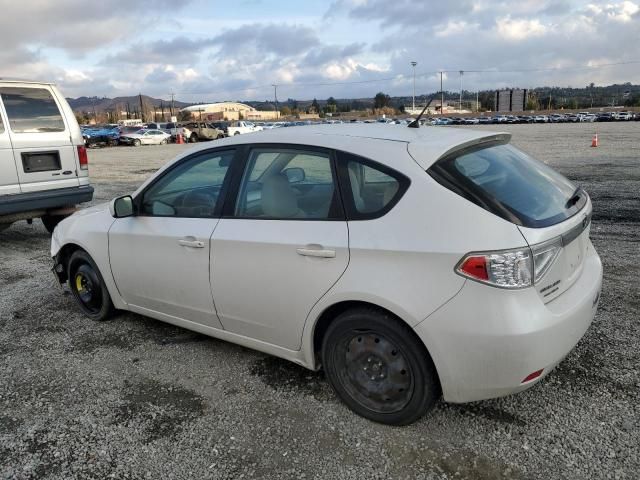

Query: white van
[[0, 79, 93, 233]]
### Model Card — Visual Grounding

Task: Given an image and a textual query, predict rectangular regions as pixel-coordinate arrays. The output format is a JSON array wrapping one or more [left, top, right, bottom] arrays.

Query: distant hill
[[67, 95, 190, 113]]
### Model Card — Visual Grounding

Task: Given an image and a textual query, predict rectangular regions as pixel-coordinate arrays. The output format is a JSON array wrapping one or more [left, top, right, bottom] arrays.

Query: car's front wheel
[[67, 250, 114, 321], [322, 307, 439, 425], [133, 139, 141, 147]]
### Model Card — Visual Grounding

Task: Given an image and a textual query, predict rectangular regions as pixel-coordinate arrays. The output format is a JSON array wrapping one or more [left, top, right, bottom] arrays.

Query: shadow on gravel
[[114, 377, 207, 443], [249, 356, 335, 401], [444, 404, 526, 427]]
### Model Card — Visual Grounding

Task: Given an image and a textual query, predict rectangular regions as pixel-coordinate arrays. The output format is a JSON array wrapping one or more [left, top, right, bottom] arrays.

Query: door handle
[[296, 247, 336, 258], [178, 238, 205, 248]]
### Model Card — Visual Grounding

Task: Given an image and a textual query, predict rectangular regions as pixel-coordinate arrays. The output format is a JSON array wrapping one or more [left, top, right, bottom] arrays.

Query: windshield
[[429, 143, 586, 228]]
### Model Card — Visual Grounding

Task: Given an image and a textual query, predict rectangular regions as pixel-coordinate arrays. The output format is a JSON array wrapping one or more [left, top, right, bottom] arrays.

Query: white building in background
[[181, 102, 280, 121]]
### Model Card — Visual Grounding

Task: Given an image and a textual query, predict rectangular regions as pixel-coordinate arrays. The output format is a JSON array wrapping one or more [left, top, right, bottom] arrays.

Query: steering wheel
[[180, 190, 217, 210]]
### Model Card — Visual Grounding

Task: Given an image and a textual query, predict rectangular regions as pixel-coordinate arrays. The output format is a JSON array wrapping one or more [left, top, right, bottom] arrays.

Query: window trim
[[0, 86, 67, 134], [133, 147, 241, 219], [222, 143, 346, 221], [335, 150, 410, 221]]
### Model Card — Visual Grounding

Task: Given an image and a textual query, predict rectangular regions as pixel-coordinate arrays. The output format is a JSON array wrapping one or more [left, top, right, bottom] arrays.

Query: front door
[[0, 85, 80, 193], [211, 146, 349, 350], [109, 149, 237, 327]]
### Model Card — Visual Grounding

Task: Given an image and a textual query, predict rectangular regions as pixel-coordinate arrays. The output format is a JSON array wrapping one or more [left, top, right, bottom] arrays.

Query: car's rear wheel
[[41, 214, 68, 234], [190, 133, 198, 143], [160, 139, 168, 145], [322, 307, 439, 425], [67, 250, 114, 321], [133, 139, 141, 147]]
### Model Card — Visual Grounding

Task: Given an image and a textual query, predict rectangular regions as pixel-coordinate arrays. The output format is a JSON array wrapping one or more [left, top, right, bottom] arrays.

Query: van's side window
[[0, 87, 65, 133]]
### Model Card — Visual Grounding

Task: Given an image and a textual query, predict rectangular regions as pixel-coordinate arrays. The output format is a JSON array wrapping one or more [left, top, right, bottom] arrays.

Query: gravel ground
[[1, 122, 638, 479]]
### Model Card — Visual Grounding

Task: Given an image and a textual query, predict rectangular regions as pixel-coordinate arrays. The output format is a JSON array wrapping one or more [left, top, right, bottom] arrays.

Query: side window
[[235, 148, 340, 220], [340, 152, 409, 219], [0, 87, 65, 133], [141, 150, 235, 218]]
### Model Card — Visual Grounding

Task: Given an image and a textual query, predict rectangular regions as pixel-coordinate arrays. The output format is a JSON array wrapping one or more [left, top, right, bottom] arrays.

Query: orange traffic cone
[[176, 132, 184, 144], [591, 133, 598, 147]]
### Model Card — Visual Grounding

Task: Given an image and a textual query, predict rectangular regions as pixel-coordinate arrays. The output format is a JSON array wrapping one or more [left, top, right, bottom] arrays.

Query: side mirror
[[110, 195, 134, 218], [283, 167, 305, 184]]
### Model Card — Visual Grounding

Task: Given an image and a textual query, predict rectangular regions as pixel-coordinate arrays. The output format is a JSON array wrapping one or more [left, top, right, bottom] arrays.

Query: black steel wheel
[[68, 250, 114, 321], [322, 307, 439, 425]]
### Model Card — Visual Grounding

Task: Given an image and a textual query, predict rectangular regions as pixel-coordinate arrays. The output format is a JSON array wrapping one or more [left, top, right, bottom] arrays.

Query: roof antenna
[[408, 93, 438, 128]]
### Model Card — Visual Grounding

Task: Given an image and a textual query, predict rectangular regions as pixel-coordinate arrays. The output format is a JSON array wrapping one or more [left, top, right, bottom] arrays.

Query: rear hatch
[[426, 139, 590, 303], [0, 84, 81, 193]]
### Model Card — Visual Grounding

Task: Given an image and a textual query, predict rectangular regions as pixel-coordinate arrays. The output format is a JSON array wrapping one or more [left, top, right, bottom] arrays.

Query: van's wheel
[[133, 139, 141, 147], [67, 250, 114, 321], [234, 132, 240, 136], [322, 308, 439, 425], [41, 214, 68, 234]]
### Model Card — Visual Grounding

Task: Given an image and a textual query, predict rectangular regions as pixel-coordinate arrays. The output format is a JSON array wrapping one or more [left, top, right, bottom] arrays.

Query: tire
[[234, 132, 240, 136], [67, 250, 115, 321], [216, 134, 224, 140], [133, 139, 141, 147], [322, 307, 439, 425], [190, 134, 198, 143], [41, 214, 69, 234], [160, 139, 168, 145]]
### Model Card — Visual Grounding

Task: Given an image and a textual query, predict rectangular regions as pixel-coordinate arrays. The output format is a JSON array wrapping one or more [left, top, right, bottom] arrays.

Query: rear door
[[0, 99, 20, 195], [210, 145, 349, 350], [0, 85, 79, 193]]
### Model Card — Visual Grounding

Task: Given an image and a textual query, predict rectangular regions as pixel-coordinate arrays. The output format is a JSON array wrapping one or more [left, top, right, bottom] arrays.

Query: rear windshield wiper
[[565, 187, 583, 209]]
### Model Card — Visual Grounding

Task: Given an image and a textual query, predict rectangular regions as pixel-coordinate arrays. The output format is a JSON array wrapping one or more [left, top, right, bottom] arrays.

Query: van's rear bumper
[[0, 185, 94, 216], [414, 240, 603, 403]]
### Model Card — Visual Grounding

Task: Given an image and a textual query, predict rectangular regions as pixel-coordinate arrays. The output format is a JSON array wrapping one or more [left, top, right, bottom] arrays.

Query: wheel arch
[[309, 300, 442, 391]]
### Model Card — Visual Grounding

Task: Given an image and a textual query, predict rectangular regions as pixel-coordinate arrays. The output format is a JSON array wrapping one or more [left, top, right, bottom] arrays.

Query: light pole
[[272, 84, 279, 114], [459, 70, 464, 112], [410, 61, 417, 112]]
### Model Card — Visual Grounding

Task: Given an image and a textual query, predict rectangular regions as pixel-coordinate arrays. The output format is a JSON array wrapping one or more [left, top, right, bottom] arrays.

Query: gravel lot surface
[[1, 123, 638, 479]]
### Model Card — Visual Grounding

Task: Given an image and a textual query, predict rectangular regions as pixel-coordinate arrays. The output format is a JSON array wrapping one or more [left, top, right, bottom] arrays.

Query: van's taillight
[[78, 145, 88, 170], [457, 249, 533, 289]]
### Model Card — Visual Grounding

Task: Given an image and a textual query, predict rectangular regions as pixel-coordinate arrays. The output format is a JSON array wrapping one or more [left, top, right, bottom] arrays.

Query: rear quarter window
[[0, 87, 65, 133], [428, 143, 585, 228]]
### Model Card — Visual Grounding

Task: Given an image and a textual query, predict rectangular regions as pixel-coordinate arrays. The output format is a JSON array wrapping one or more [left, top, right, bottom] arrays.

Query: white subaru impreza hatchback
[[51, 124, 602, 425]]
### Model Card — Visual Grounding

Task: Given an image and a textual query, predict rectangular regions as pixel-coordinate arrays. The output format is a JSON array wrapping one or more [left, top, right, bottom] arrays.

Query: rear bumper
[[415, 242, 603, 403], [0, 185, 94, 217]]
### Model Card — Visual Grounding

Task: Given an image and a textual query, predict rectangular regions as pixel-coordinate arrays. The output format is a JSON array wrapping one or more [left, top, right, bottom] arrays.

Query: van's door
[[0, 100, 20, 195], [0, 85, 80, 193]]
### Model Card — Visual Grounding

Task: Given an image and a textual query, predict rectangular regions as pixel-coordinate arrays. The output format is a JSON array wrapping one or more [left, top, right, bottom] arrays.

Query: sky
[[1, 0, 639, 103]]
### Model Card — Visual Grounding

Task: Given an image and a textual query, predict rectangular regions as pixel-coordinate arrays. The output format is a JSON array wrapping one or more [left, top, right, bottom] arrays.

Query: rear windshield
[[428, 143, 586, 228]]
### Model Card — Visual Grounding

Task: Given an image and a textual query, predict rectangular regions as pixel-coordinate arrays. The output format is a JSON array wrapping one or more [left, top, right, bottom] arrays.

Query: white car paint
[[121, 129, 171, 145], [226, 121, 263, 136], [51, 124, 602, 404]]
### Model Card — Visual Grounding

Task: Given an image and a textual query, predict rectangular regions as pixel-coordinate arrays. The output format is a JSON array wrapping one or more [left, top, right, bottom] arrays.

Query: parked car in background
[[51, 124, 602, 425], [82, 125, 120, 146], [0, 79, 93, 233], [119, 129, 171, 146], [534, 115, 549, 123], [227, 120, 263, 136], [184, 122, 226, 142]]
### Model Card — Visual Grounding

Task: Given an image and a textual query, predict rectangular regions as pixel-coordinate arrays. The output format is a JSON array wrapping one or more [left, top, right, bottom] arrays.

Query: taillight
[[77, 145, 88, 170], [456, 237, 562, 289]]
